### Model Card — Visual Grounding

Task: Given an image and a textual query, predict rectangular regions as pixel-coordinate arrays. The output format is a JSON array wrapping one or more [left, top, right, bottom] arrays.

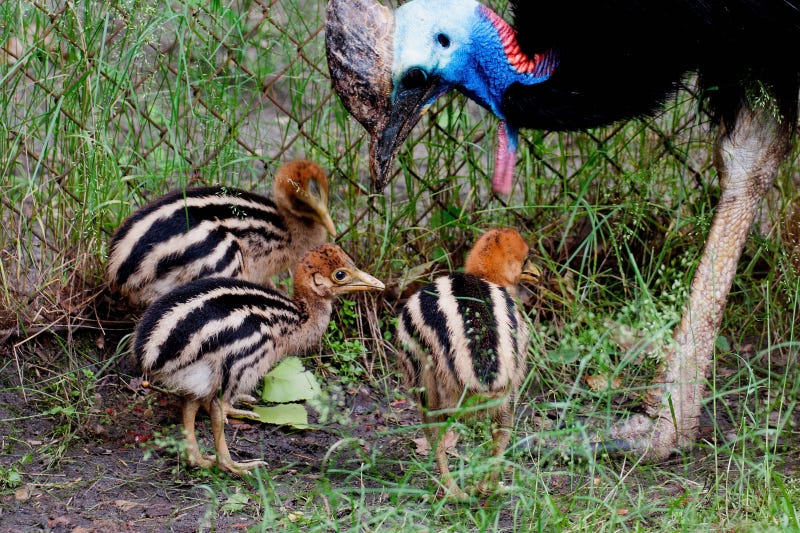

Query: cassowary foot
[[516, 369, 699, 461], [184, 444, 217, 469], [216, 457, 268, 476], [435, 479, 470, 502]]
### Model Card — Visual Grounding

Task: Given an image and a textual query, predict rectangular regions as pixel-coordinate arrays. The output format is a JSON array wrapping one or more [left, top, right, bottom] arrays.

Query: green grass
[[1, 0, 799, 530]]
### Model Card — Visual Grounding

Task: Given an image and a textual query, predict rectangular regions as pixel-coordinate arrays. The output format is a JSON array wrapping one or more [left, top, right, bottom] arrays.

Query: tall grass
[[1, 0, 799, 530]]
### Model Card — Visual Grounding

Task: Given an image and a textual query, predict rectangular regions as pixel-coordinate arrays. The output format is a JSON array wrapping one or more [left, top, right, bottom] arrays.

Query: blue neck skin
[[448, 6, 553, 121]]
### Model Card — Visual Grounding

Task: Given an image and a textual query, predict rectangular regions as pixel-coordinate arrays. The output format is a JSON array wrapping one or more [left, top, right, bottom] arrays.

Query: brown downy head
[[274, 160, 337, 237], [464, 228, 538, 287], [293, 243, 385, 300]]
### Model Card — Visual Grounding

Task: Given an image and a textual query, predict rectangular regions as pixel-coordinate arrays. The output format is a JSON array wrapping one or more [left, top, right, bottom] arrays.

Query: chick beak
[[371, 72, 443, 191], [305, 193, 336, 238], [340, 267, 386, 293], [519, 256, 542, 284], [314, 199, 337, 238], [319, 208, 337, 238]]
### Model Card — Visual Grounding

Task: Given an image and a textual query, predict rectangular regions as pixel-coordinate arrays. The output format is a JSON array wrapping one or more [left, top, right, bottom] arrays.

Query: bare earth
[[1, 329, 798, 531], [0, 333, 419, 532]]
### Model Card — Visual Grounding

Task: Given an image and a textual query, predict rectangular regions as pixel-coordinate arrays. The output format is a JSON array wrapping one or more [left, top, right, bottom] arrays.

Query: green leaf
[[715, 335, 731, 352], [221, 492, 249, 514], [247, 403, 310, 429], [261, 356, 321, 404]]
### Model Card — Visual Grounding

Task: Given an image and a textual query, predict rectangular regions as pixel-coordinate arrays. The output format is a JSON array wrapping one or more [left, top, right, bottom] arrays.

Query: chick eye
[[333, 270, 348, 282], [436, 33, 450, 48]]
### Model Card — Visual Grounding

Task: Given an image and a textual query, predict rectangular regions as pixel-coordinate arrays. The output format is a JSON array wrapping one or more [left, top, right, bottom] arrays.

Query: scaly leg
[[182, 399, 216, 468], [423, 409, 468, 501], [476, 403, 513, 494], [607, 104, 793, 459], [222, 395, 259, 420], [208, 397, 267, 475]]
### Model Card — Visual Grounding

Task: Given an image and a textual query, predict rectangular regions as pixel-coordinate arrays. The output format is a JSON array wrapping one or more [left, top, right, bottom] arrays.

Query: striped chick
[[133, 243, 384, 475], [107, 160, 337, 308], [396, 228, 538, 498]]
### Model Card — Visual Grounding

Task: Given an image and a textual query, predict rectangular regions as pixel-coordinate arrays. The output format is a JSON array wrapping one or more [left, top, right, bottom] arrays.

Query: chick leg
[[182, 399, 216, 468], [423, 410, 468, 501], [208, 397, 266, 475], [221, 395, 259, 421], [477, 403, 513, 494]]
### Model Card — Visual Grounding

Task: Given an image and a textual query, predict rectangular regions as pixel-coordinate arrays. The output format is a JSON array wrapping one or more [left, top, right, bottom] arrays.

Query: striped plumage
[[398, 273, 527, 401], [107, 160, 336, 308], [396, 228, 537, 498], [134, 243, 384, 475]]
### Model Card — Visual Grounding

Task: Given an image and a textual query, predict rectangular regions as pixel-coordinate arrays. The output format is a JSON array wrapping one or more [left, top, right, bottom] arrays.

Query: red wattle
[[493, 123, 515, 195]]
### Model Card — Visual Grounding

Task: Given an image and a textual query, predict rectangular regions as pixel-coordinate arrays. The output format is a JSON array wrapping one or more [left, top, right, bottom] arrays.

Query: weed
[[320, 299, 369, 388]]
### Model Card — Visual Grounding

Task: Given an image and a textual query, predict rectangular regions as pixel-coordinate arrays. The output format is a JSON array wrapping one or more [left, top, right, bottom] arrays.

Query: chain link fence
[[3, 0, 794, 347]]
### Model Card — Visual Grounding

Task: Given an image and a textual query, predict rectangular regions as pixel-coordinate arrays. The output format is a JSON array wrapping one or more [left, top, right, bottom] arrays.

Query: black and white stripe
[[397, 272, 529, 400], [134, 276, 325, 405], [107, 186, 319, 307]]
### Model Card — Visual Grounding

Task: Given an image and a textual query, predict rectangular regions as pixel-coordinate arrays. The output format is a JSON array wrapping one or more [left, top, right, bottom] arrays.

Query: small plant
[[320, 298, 369, 388], [141, 428, 188, 476], [0, 454, 30, 490]]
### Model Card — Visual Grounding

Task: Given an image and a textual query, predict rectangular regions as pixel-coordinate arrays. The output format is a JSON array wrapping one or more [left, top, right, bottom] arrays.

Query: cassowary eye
[[401, 68, 428, 89], [436, 33, 450, 48]]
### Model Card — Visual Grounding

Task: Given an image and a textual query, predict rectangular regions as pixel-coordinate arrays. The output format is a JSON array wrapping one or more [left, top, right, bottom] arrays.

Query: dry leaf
[[47, 516, 70, 528], [585, 373, 621, 392], [14, 486, 30, 502], [114, 499, 141, 512]]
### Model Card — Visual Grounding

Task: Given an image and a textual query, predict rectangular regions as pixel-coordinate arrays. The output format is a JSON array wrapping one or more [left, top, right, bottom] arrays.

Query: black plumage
[[506, 1, 800, 132]]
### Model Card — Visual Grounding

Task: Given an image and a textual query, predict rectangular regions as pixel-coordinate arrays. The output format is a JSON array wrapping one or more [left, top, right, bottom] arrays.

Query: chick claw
[[217, 458, 268, 476]]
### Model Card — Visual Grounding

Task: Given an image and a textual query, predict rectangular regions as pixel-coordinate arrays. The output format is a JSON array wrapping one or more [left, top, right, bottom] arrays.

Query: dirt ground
[[0, 333, 420, 533], [1, 329, 798, 532]]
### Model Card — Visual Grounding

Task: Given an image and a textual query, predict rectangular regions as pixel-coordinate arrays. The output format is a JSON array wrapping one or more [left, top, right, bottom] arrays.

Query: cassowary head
[[326, 0, 556, 194]]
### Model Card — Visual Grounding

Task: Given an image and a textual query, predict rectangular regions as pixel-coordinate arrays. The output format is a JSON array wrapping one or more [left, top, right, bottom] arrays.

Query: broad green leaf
[[261, 356, 321, 403], [247, 403, 309, 429], [221, 492, 249, 514]]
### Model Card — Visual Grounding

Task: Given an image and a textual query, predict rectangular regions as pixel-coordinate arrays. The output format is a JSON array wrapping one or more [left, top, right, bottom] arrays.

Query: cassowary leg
[[208, 397, 267, 475], [423, 408, 468, 500], [182, 398, 215, 468], [610, 105, 793, 459], [476, 403, 513, 494]]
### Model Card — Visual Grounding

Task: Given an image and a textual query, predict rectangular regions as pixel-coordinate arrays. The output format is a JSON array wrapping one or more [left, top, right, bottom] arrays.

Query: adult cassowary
[[325, 0, 800, 460]]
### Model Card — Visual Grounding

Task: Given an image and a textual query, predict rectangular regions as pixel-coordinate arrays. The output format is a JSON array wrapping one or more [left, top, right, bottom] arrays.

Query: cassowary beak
[[326, 0, 445, 191], [326, 0, 395, 184], [328, 0, 436, 191], [371, 72, 443, 190]]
